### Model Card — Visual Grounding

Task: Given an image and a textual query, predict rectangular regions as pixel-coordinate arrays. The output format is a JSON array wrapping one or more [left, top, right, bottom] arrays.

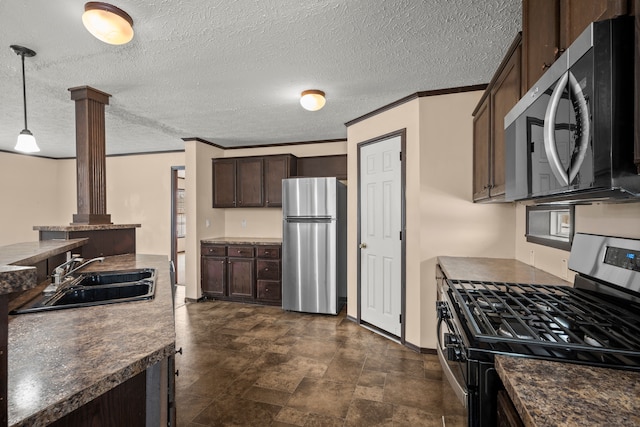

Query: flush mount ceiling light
[[82, 2, 134, 45], [10, 45, 39, 153], [300, 90, 326, 111]]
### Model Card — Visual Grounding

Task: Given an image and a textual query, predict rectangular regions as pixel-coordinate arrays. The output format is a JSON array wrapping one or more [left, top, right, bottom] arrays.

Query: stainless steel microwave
[[505, 17, 639, 203]]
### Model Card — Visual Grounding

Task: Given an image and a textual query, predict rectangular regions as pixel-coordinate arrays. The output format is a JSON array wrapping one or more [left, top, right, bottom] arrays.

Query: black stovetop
[[447, 279, 640, 369]]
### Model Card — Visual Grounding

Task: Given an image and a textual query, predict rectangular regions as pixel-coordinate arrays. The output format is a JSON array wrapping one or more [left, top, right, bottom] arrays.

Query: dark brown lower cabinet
[[201, 243, 281, 305], [0, 295, 7, 426], [49, 371, 146, 427], [496, 390, 524, 427]]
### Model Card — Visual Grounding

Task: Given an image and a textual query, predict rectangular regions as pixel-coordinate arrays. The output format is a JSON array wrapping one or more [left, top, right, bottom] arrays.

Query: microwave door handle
[[567, 71, 591, 184], [543, 71, 570, 186]]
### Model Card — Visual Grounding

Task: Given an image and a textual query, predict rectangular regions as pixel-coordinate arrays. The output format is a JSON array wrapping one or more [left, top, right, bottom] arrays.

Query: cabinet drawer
[[257, 280, 281, 301], [256, 246, 281, 259], [227, 246, 254, 258], [202, 244, 226, 256], [256, 259, 280, 280]]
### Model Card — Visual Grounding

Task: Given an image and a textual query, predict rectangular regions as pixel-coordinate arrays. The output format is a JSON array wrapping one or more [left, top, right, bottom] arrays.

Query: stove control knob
[[444, 333, 458, 346], [436, 301, 450, 320], [446, 346, 463, 361]]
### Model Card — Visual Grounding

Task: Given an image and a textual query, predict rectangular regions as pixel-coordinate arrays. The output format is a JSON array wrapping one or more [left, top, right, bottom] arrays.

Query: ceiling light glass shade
[[300, 90, 326, 111], [15, 129, 39, 153], [82, 2, 134, 45]]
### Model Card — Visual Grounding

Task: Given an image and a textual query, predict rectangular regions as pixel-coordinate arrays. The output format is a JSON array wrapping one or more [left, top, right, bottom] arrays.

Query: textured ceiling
[[0, 0, 521, 158]]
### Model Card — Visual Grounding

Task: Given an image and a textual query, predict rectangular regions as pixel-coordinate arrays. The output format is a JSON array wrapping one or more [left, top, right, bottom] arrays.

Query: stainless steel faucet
[[47, 256, 105, 292]]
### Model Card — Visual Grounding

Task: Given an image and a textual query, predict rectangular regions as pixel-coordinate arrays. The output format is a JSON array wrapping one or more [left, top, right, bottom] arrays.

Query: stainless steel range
[[437, 233, 640, 426]]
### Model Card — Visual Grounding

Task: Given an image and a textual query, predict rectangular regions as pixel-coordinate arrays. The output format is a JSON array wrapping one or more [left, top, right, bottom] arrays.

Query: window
[[176, 189, 186, 238], [525, 205, 574, 251]]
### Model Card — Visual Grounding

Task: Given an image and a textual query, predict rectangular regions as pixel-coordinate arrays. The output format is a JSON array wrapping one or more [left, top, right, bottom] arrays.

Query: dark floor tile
[[323, 356, 364, 384], [243, 385, 292, 406], [289, 337, 340, 362], [363, 353, 425, 378], [344, 398, 394, 427], [193, 394, 282, 426], [286, 377, 355, 418], [383, 372, 443, 414], [392, 404, 444, 426], [175, 392, 213, 425], [302, 412, 345, 427], [183, 367, 240, 398]]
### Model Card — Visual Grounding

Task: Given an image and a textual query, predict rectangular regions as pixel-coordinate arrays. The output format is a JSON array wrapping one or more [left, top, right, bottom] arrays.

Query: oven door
[[436, 288, 469, 425]]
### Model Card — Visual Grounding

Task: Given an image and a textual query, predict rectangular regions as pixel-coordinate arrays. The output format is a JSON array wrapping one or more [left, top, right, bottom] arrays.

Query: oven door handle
[[437, 318, 468, 409]]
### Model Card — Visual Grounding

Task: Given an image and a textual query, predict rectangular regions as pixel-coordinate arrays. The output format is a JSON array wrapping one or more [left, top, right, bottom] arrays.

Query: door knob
[[359, 243, 367, 249]]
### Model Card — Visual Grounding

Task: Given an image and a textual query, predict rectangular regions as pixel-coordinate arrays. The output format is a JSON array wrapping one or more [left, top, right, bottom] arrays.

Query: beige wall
[[0, 149, 185, 259], [347, 92, 516, 349], [0, 152, 69, 245]]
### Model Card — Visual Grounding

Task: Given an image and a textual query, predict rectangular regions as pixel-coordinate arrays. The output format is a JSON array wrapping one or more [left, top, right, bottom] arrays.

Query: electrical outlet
[[241, 219, 247, 228], [205, 219, 210, 228], [561, 259, 568, 279], [529, 250, 535, 266]]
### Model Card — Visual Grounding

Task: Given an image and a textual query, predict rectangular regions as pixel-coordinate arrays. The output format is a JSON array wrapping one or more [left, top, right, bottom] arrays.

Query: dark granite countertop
[[33, 224, 140, 231], [437, 256, 570, 286], [201, 236, 282, 245], [7, 253, 176, 427], [0, 239, 88, 294], [496, 355, 640, 427]]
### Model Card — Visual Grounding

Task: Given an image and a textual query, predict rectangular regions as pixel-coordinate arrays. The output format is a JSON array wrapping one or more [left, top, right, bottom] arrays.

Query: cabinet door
[[264, 155, 296, 207], [490, 41, 521, 199], [201, 256, 226, 296], [523, 0, 560, 91], [473, 97, 491, 202], [560, 0, 627, 49], [236, 158, 264, 207], [212, 159, 236, 208], [228, 258, 255, 298]]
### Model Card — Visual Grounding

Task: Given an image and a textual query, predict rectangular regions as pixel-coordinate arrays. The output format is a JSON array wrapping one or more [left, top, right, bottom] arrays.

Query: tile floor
[[174, 297, 466, 426]]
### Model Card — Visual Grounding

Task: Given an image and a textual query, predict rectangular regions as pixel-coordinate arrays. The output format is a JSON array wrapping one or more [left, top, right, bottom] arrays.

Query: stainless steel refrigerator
[[282, 177, 347, 314]]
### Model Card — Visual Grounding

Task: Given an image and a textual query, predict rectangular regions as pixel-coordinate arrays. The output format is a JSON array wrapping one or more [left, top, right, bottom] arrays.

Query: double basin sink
[[12, 268, 157, 314]]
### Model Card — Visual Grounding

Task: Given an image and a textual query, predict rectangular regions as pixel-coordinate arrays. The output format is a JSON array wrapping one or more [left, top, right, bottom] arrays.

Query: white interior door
[[359, 135, 402, 337]]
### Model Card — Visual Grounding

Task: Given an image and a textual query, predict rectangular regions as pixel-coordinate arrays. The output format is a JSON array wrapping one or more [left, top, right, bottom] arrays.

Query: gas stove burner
[[497, 321, 535, 340], [476, 297, 505, 311], [533, 300, 557, 312], [583, 333, 608, 347]]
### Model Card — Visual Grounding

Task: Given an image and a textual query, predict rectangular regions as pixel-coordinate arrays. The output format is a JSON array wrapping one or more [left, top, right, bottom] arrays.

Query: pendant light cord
[[20, 53, 28, 130]]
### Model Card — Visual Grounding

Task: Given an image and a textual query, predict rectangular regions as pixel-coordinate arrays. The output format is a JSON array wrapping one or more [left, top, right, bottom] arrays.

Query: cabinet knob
[[265, 268, 269, 271], [541, 62, 551, 70], [553, 47, 565, 57]]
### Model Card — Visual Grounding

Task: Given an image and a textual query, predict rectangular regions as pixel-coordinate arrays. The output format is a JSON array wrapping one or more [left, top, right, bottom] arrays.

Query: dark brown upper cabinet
[[522, 0, 628, 92], [212, 154, 298, 208], [472, 33, 522, 202], [236, 158, 264, 207], [212, 157, 263, 208], [264, 154, 297, 207]]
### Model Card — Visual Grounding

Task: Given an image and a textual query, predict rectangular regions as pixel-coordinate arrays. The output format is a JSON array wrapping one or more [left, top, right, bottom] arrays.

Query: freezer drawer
[[282, 220, 338, 314]]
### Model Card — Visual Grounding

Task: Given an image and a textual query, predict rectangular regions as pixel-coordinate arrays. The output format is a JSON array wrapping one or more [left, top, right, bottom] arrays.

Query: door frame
[[170, 166, 185, 284], [356, 129, 407, 343]]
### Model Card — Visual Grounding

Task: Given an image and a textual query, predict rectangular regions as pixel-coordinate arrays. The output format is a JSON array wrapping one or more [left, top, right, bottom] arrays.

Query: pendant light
[[82, 2, 134, 45], [10, 45, 39, 153], [300, 90, 326, 111]]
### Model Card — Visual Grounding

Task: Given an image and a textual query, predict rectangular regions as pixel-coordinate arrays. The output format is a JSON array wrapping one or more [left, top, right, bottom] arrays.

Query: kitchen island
[[8, 253, 175, 426]]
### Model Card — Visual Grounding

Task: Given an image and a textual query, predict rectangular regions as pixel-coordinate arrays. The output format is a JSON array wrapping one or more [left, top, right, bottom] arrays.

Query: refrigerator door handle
[[285, 217, 333, 223]]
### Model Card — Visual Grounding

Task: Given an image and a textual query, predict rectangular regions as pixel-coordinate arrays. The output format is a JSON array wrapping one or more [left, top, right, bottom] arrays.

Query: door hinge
[[399, 231, 402, 240], [399, 314, 402, 324], [399, 152, 402, 161]]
